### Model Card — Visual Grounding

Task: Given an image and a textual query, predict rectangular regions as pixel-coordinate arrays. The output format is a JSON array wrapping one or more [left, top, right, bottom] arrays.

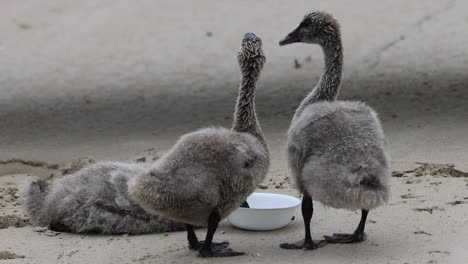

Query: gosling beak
[[279, 27, 301, 46]]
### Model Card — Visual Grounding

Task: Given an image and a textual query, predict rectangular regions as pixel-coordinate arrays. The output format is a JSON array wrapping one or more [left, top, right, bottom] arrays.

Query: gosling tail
[[18, 178, 50, 226]]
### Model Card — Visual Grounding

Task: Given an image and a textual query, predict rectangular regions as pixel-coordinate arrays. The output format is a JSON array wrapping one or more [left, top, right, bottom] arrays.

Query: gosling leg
[[198, 212, 244, 258], [324, 209, 368, 243], [186, 224, 229, 251], [280, 194, 326, 250]]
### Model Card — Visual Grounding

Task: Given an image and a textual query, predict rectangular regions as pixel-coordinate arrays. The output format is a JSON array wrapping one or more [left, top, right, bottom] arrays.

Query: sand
[[1, 0, 468, 263], [1, 161, 467, 263]]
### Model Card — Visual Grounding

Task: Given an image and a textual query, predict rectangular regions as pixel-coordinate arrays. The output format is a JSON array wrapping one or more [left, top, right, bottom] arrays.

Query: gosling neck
[[293, 38, 343, 120], [232, 71, 267, 148]]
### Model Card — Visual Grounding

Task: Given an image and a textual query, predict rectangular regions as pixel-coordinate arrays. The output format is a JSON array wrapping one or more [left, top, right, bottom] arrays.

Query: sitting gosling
[[19, 161, 185, 234]]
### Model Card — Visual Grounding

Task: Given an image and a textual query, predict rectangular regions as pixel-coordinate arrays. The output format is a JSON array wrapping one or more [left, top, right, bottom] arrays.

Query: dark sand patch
[[60, 157, 95, 176], [0, 185, 18, 207], [0, 251, 25, 260], [0, 215, 29, 229], [405, 163, 467, 177], [413, 206, 444, 214], [414, 230, 432, 236], [0, 159, 59, 178]]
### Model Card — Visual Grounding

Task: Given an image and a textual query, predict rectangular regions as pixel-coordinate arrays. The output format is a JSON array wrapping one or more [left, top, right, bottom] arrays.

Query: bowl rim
[[236, 192, 302, 211]]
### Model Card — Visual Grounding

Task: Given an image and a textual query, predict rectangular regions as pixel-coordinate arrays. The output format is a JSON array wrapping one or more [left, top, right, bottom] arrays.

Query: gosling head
[[279, 11, 340, 46], [237, 33, 266, 76]]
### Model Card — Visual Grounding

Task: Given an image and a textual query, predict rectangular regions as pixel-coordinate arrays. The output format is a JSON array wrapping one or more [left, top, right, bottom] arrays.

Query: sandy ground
[[1, 0, 467, 263]]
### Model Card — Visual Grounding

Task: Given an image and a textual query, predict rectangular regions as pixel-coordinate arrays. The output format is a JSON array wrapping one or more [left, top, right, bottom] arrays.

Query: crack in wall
[[348, 0, 456, 74], [414, 0, 456, 30], [366, 34, 406, 70]]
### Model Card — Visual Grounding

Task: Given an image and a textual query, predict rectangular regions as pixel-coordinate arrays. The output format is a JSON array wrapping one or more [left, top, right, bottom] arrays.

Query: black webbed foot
[[280, 239, 327, 250], [324, 232, 367, 243], [198, 247, 244, 258], [189, 241, 230, 251], [194, 212, 244, 258]]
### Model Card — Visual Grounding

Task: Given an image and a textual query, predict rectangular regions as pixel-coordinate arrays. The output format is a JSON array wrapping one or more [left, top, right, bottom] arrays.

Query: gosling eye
[[301, 19, 312, 27], [150, 172, 156, 176]]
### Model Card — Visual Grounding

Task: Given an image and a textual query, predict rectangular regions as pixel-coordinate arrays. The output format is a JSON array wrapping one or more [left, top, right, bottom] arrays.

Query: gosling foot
[[324, 232, 367, 243], [198, 247, 244, 258], [280, 239, 327, 250], [189, 241, 229, 251]]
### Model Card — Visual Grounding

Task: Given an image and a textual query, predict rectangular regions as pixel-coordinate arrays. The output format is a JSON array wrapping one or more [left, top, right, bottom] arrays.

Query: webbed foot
[[324, 232, 367, 243], [189, 241, 229, 251], [279, 239, 327, 250], [198, 247, 244, 258]]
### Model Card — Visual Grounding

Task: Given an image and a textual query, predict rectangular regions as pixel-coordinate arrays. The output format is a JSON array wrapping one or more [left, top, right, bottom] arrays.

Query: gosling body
[[19, 162, 185, 234], [128, 33, 269, 257], [279, 11, 390, 249]]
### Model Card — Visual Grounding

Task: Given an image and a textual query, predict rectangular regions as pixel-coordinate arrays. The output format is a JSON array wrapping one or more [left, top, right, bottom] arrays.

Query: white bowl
[[227, 192, 301, 231]]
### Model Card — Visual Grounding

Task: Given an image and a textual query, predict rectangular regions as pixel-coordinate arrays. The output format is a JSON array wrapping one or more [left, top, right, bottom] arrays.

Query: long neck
[[293, 39, 343, 120], [232, 71, 267, 148]]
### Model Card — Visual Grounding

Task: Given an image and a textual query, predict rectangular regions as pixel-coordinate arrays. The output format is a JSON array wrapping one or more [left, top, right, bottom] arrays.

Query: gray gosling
[[278, 11, 390, 249], [127, 33, 269, 258], [19, 162, 186, 234]]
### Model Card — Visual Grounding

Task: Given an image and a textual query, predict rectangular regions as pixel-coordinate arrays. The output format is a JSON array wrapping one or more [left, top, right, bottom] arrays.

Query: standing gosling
[[278, 11, 390, 249], [128, 33, 269, 258]]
